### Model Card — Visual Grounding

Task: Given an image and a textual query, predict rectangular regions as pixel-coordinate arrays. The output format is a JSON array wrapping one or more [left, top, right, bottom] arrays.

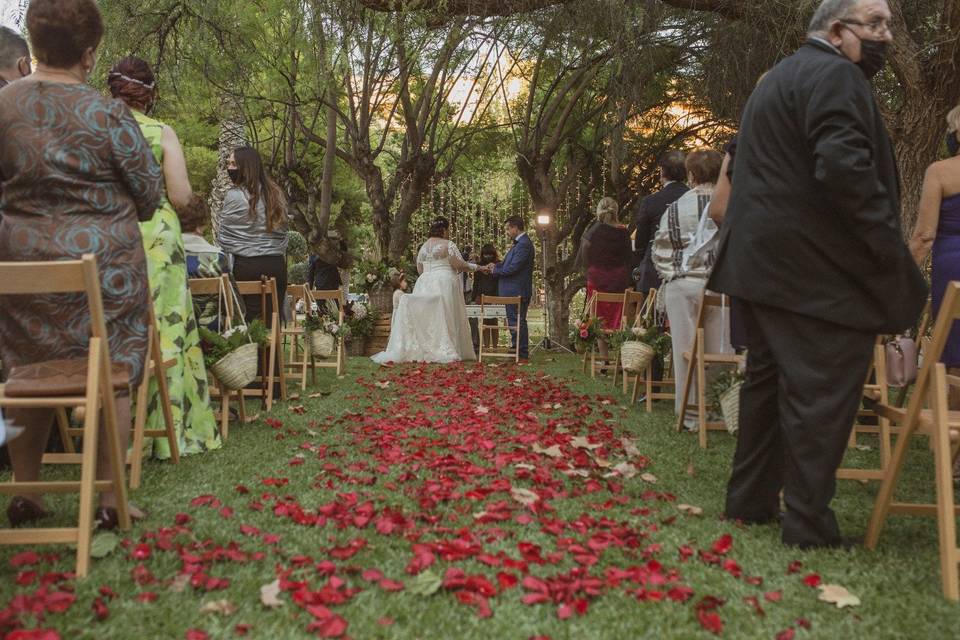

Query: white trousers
[[662, 277, 732, 426]]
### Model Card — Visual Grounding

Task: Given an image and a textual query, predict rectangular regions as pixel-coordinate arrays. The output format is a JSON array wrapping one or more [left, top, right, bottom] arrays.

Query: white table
[[465, 304, 507, 319]]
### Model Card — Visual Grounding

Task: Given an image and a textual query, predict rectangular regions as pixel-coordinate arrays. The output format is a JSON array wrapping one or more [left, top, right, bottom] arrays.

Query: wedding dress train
[[371, 239, 476, 364]]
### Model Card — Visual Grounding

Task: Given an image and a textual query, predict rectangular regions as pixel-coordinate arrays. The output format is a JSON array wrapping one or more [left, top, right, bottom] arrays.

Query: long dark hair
[[428, 216, 450, 238], [233, 146, 287, 233], [479, 243, 499, 265]]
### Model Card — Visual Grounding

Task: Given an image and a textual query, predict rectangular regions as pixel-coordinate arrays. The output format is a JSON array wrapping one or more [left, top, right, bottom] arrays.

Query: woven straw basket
[[720, 381, 744, 435], [368, 288, 393, 314], [210, 342, 258, 391], [621, 341, 656, 372], [310, 331, 336, 358]]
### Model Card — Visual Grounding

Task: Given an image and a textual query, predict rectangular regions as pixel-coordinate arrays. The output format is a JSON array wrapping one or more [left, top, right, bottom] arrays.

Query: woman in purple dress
[[909, 106, 960, 409]]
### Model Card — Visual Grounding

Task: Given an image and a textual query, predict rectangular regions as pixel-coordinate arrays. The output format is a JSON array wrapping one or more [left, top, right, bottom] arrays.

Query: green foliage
[[288, 261, 310, 285], [198, 320, 269, 369], [630, 324, 672, 359], [287, 231, 308, 264], [706, 367, 746, 413], [182, 145, 219, 196], [344, 300, 376, 339]]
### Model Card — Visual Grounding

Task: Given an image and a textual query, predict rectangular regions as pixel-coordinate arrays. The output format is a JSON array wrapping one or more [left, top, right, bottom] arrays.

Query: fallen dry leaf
[[260, 580, 283, 608], [560, 468, 590, 478], [510, 487, 540, 506], [686, 463, 696, 477], [612, 462, 638, 479], [678, 504, 703, 516], [475, 405, 490, 415], [621, 437, 641, 458], [514, 463, 536, 471], [375, 381, 390, 389], [532, 443, 563, 458], [818, 584, 860, 609], [640, 473, 658, 483], [570, 436, 601, 451], [170, 573, 191, 593], [200, 599, 237, 616]]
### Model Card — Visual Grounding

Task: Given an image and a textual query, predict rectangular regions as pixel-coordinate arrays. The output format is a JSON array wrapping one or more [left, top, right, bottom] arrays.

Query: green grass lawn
[[1, 354, 958, 639]]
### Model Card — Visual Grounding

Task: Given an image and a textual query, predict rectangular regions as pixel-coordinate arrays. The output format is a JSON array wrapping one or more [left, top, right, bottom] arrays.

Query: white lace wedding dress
[[371, 239, 477, 364]]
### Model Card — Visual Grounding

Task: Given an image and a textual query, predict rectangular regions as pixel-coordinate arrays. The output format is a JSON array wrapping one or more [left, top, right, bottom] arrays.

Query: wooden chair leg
[[74, 349, 103, 578], [265, 334, 277, 414], [875, 345, 892, 469], [582, 348, 589, 375], [300, 336, 309, 391], [276, 322, 288, 401], [237, 389, 248, 423], [865, 403, 922, 548], [696, 330, 708, 449], [931, 365, 960, 601], [128, 376, 150, 490], [645, 365, 653, 412], [675, 344, 697, 433], [55, 408, 75, 454], [219, 383, 230, 441], [612, 351, 621, 387]]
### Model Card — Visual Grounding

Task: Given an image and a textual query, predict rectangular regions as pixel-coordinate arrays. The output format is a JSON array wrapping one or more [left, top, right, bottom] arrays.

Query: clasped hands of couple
[[474, 264, 495, 274]]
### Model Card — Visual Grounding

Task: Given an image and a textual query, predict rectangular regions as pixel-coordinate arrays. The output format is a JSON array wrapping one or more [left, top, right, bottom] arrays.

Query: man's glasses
[[840, 18, 892, 37]]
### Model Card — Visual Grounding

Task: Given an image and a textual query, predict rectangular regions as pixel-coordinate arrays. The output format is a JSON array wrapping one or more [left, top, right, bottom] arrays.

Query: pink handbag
[[885, 336, 918, 387]]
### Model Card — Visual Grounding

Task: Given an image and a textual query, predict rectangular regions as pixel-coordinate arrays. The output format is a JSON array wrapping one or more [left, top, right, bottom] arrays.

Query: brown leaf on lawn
[[290, 405, 306, 415], [510, 487, 539, 506], [560, 468, 590, 478], [592, 455, 613, 469], [260, 580, 284, 608], [374, 381, 391, 389], [686, 463, 696, 477], [475, 405, 490, 415], [570, 436, 601, 450], [818, 584, 860, 608], [200, 599, 237, 616], [532, 443, 563, 458], [170, 573, 191, 593], [612, 462, 638, 479], [308, 392, 328, 398], [640, 472, 658, 483], [678, 504, 703, 516], [621, 437, 641, 458], [288, 393, 301, 401], [514, 463, 536, 471]]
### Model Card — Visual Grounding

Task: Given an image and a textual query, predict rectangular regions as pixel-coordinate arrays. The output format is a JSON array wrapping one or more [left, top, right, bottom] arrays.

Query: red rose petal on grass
[[776, 629, 795, 640], [309, 615, 348, 638], [7, 630, 61, 640], [92, 597, 110, 621], [362, 569, 384, 582], [378, 578, 405, 592], [697, 609, 723, 635], [802, 573, 821, 588], [185, 630, 209, 640], [795, 618, 812, 630], [787, 560, 803, 574], [667, 586, 694, 602], [764, 591, 783, 602], [136, 592, 158, 603], [557, 603, 572, 620], [10, 551, 41, 567], [16, 570, 37, 586], [378, 617, 395, 626], [234, 625, 252, 637], [710, 534, 733, 555], [131, 544, 152, 561], [496, 571, 518, 590], [743, 595, 765, 617]]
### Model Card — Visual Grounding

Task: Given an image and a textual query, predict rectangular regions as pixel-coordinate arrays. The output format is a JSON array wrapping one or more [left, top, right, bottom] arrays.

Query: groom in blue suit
[[489, 215, 535, 360]]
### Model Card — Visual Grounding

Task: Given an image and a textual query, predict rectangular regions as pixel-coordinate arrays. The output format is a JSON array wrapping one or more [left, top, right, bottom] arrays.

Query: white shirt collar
[[515, 232, 527, 241]]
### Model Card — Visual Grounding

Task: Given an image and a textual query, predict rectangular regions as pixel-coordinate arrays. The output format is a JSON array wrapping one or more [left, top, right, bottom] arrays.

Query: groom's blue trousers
[[506, 297, 530, 359]]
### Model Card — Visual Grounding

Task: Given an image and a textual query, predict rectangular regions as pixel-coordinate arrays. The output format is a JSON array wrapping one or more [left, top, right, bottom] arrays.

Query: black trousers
[[231, 254, 288, 327], [724, 299, 874, 548]]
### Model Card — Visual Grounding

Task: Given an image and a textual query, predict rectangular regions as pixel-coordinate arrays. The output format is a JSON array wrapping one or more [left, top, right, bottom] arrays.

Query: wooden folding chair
[[836, 340, 893, 482], [866, 282, 960, 578], [234, 278, 287, 411], [478, 295, 521, 363], [0, 254, 131, 577], [674, 289, 743, 448], [627, 288, 676, 411], [616, 289, 646, 391], [582, 291, 628, 378], [307, 288, 346, 377], [44, 304, 179, 491], [282, 285, 313, 391]]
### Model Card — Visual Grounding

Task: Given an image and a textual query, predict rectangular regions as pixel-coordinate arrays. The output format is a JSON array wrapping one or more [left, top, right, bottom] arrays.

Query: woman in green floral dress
[[109, 57, 221, 458]]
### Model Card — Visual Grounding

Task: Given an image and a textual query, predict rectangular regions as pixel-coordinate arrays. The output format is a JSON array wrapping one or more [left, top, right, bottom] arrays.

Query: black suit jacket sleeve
[[805, 63, 898, 261], [633, 197, 654, 262]]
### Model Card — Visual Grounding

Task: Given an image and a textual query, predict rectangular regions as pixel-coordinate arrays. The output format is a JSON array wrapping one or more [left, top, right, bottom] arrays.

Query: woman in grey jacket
[[219, 146, 289, 323]]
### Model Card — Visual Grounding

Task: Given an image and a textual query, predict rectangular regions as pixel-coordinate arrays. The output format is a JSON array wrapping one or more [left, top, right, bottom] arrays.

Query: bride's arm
[[446, 241, 478, 273]]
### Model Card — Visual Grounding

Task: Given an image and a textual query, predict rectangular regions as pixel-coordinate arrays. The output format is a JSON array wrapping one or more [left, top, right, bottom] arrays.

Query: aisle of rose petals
[[1, 363, 826, 639]]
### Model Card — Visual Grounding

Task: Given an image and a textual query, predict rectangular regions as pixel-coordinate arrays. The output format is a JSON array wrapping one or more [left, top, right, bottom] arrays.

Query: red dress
[[585, 224, 632, 330]]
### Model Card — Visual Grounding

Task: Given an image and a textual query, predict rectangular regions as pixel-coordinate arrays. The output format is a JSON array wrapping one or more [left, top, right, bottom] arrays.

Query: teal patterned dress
[[0, 81, 160, 386], [135, 111, 221, 458]]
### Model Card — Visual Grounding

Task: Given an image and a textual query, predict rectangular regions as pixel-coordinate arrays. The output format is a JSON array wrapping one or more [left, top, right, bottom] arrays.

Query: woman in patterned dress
[[0, 0, 162, 527], [107, 57, 221, 458]]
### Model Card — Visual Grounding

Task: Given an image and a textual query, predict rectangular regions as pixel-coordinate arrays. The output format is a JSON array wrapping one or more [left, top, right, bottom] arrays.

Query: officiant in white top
[[371, 217, 479, 364]]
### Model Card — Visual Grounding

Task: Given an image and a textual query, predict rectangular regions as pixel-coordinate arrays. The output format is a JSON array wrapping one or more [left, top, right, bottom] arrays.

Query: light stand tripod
[[532, 216, 573, 354]]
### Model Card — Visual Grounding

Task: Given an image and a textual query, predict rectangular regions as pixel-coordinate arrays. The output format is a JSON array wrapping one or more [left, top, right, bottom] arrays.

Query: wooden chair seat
[[479, 295, 521, 363], [4, 359, 129, 397]]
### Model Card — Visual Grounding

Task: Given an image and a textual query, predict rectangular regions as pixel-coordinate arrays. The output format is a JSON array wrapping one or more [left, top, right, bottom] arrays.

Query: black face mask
[[842, 27, 888, 79], [947, 132, 959, 157], [227, 169, 240, 184]]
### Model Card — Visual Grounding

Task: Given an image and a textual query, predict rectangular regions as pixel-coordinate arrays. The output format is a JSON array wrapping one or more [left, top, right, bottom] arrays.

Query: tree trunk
[[388, 156, 437, 261], [209, 94, 247, 241]]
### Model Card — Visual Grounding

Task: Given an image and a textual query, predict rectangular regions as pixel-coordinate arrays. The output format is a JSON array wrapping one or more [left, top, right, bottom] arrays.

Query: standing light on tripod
[[536, 213, 551, 226], [531, 210, 570, 354]]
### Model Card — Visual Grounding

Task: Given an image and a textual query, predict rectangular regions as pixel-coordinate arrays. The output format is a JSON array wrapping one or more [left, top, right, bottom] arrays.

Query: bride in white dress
[[371, 217, 480, 364]]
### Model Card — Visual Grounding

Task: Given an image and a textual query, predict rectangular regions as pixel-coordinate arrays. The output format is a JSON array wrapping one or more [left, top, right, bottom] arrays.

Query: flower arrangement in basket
[[570, 317, 604, 353], [620, 296, 670, 373], [303, 312, 349, 358], [344, 299, 375, 339], [707, 369, 746, 435], [198, 321, 269, 390]]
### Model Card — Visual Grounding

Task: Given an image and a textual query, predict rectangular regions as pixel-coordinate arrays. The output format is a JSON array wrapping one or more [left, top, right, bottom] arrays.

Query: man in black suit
[[629, 151, 689, 294], [709, 0, 927, 549]]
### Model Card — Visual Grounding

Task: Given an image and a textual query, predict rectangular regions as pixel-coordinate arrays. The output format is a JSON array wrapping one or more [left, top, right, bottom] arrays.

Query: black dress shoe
[[7, 497, 50, 528], [95, 505, 147, 530]]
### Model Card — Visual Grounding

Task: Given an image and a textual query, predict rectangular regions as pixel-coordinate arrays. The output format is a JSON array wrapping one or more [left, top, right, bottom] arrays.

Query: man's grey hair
[[0, 26, 28, 69], [808, 0, 859, 35]]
